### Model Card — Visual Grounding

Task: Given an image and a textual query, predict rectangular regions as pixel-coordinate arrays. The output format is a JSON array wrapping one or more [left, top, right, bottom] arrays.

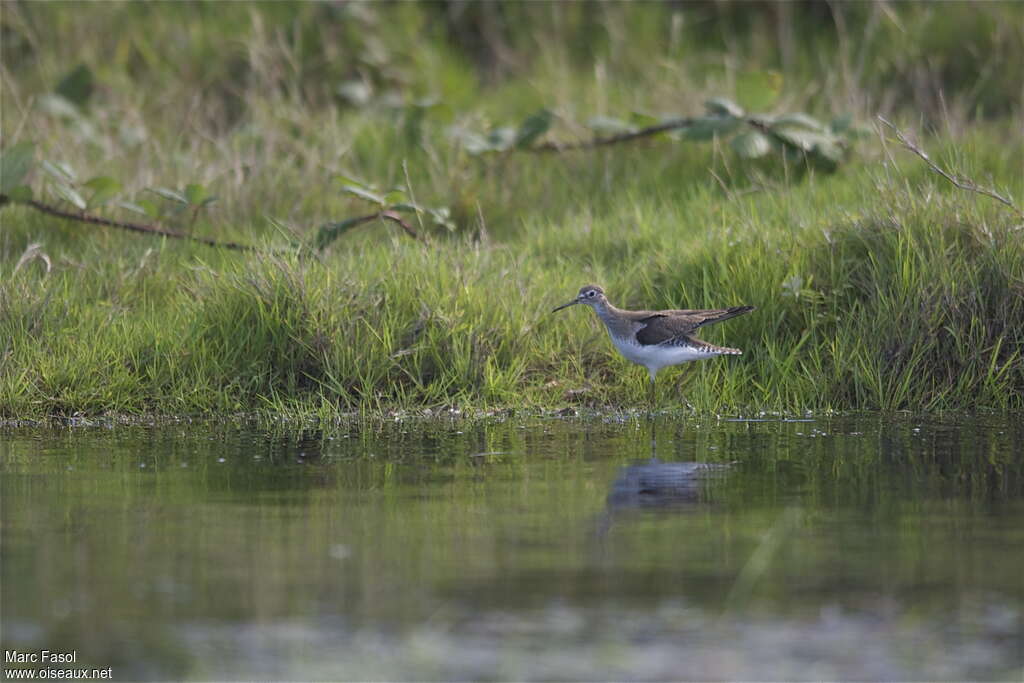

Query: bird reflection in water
[[594, 421, 731, 541]]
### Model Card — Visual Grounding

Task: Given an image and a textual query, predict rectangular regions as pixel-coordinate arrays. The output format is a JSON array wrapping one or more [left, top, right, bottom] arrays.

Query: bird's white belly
[[610, 335, 720, 372]]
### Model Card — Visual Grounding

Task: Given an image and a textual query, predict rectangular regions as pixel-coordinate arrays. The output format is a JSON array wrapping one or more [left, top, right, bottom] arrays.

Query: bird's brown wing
[[634, 306, 754, 346]]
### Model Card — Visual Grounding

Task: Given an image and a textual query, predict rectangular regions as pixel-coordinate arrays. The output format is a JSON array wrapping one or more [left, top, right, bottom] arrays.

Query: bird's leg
[[676, 366, 696, 413], [647, 369, 657, 411]]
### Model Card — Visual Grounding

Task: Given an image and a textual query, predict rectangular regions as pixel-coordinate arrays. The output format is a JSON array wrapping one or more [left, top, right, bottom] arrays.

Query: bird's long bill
[[551, 298, 581, 313]]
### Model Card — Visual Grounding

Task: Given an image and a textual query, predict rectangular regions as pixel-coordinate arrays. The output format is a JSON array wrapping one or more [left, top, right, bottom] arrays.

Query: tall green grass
[[3, 147, 1021, 417], [1, 2, 1022, 417]]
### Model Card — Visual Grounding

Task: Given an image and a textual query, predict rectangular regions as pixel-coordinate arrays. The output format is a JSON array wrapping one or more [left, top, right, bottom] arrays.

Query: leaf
[[148, 187, 189, 204], [390, 202, 424, 214], [184, 183, 207, 205], [683, 116, 741, 141], [586, 116, 635, 135], [730, 131, 772, 159], [41, 159, 76, 184], [704, 97, 745, 118], [83, 176, 121, 209], [54, 182, 86, 210], [117, 201, 150, 216], [383, 190, 407, 206], [488, 126, 516, 151], [812, 140, 845, 166], [514, 109, 553, 149], [769, 126, 832, 152], [772, 113, 827, 132], [314, 217, 370, 250], [55, 63, 94, 107], [781, 274, 804, 297], [829, 114, 853, 134], [735, 70, 783, 112], [337, 80, 372, 106], [629, 111, 661, 128], [0, 141, 36, 193], [428, 206, 455, 231], [37, 94, 81, 120], [6, 185, 33, 202], [136, 198, 160, 218], [335, 174, 373, 190], [341, 184, 386, 206], [448, 126, 492, 155]]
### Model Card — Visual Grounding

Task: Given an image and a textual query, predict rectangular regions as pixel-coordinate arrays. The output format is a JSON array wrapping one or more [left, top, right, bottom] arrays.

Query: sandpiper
[[553, 284, 753, 403]]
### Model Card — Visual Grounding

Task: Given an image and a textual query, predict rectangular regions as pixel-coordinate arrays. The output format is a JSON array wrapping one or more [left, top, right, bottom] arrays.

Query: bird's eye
[[586, 290, 595, 297]]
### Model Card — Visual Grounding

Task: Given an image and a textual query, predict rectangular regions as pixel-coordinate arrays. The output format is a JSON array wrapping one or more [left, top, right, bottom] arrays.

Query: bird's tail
[[698, 305, 755, 328]]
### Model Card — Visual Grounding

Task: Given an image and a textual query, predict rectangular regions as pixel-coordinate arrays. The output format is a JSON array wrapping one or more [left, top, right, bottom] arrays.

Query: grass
[[1, 2, 1022, 418]]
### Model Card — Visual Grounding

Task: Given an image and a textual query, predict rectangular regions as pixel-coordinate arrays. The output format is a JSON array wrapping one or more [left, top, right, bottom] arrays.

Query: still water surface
[[2, 414, 1022, 681]]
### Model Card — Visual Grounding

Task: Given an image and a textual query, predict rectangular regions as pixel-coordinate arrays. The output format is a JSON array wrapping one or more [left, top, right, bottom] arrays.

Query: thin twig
[[528, 118, 695, 152], [526, 116, 774, 153], [877, 116, 1024, 219], [332, 211, 420, 241], [0, 193, 280, 253], [379, 210, 420, 240]]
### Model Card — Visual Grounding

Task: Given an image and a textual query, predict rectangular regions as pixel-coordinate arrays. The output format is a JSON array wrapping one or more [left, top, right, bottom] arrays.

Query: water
[[2, 414, 1022, 681]]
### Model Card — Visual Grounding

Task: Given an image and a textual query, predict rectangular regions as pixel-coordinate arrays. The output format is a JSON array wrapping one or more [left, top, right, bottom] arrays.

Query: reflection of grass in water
[[3, 417, 1022, 678], [1, 3, 1022, 417], [724, 506, 804, 612]]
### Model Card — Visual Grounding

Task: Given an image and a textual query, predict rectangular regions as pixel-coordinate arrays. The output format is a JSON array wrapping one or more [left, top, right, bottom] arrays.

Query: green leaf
[[428, 206, 455, 231], [315, 217, 370, 250], [735, 70, 783, 112], [184, 183, 207, 205], [38, 94, 81, 120], [337, 80, 372, 106], [772, 113, 827, 132], [683, 116, 741, 141], [341, 184, 386, 206], [488, 126, 516, 151], [83, 176, 121, 209], [41, 159, 76, 184], [55, 63, 94, 107], [148, 187, 189, 204], [586, 116, 635, 135], [829, 114, 853, 134], [335, 174, 370, 190], [704, 97, 745, 118], [812, 140, 845, 166], [448, 126, 492, 155], [6, 185, 33, 202], [514, 109, 553, 148], [54, 182, 86, 210], [390, 202, 424, 214], [136, 198, 160, 219], [629, 111, 661, 128], [383, 190, 407, 206], [730, 131, 772, 159], [117, 201, 150, 216], [0, 141, 36, 193], [770, 127, 830, 152]]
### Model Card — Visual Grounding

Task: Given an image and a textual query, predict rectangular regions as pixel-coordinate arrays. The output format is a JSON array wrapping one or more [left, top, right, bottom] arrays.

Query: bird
[[552, 284, 753, 404]]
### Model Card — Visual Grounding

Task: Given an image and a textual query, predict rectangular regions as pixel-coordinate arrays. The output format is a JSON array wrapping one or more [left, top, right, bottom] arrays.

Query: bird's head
[[552, 284, 607, 312]]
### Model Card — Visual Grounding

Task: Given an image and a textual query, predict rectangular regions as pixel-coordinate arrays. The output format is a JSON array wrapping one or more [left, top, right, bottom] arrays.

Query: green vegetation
[[2, 2, 1022, 417]]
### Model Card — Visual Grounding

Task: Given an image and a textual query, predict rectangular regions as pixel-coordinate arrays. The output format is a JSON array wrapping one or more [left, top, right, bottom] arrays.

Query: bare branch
[[877, 116, 1023, 219], [380, 210, 420, 240], [528, 118, 695, 152], [0, 193, 285, 253]]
